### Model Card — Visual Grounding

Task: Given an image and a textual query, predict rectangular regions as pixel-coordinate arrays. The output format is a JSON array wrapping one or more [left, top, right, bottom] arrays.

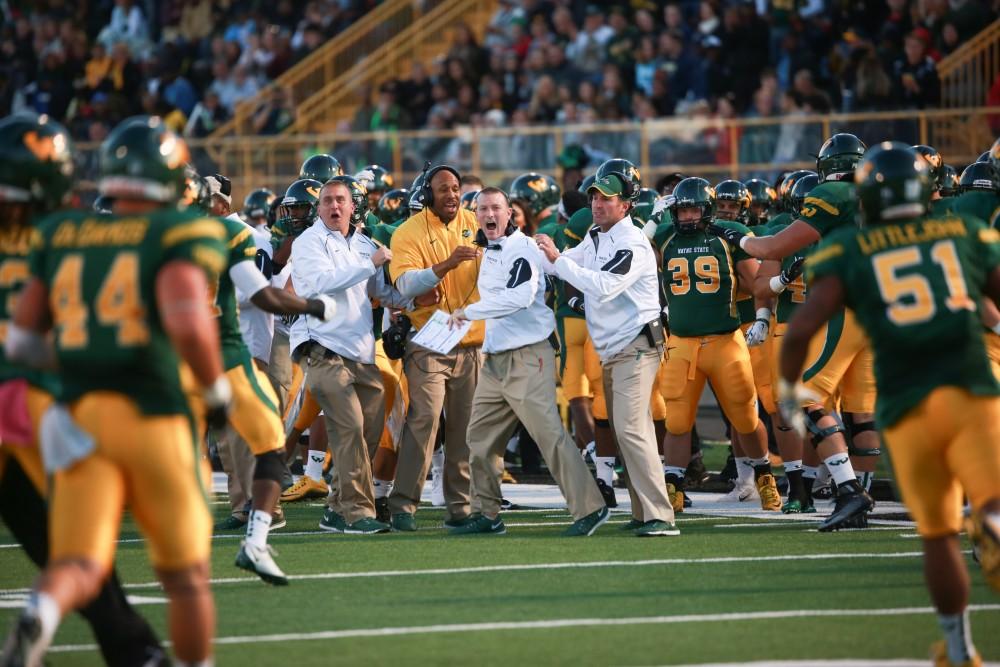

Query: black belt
[[293, 340, 339, 362]]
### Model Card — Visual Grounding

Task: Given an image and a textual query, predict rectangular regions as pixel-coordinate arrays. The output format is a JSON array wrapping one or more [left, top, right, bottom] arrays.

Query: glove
[[305, 295, 336, 321], [776, 378, 820, 438], [745, 308, 770, 347], [707, 223, 747, 248], [652, 195, 673, 217], [568, 296, 585, 315], [203, 376, 233, 436], [780, 257, 805, 284], [642, 219, 658, 240]]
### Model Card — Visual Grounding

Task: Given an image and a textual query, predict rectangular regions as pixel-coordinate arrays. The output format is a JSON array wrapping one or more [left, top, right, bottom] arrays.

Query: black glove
[[780, 257, 805, 284], [706, 223, 747, 247], [203, 378, 232, 437], [305, 298, 327, 319], [568, 296, 585, 315]]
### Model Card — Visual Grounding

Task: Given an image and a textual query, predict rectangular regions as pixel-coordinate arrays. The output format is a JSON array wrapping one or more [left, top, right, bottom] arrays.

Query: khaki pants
[[389, 342, 480, 519], [302, 345, 385, 524], [468, 341, 605, 520], [217, 426, 256, 520], [267, 330, 293, 414], [603, 335, 674, 523]]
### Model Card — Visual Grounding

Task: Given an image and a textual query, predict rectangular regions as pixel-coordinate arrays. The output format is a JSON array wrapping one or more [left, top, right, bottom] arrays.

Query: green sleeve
[[26, 225, 49, 281], [653, 221, 674, 254], [972, 217, 1000, 273], [224, 216, 257, 267], [798, 183, 848, 237], [270, 218, 291, 253], [160, 216, 228, 280], [805, 228, 850, 285], [716, 220, 753, 262]]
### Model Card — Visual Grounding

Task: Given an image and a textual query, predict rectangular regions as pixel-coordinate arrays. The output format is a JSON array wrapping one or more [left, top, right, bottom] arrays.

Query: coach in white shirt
[[447, 188, 608, 537], [536, 174, 677, 537], [290, 179, 408, 534]]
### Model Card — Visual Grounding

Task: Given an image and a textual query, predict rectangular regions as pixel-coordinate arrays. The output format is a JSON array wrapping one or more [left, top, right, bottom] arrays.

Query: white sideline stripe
[[46, 604, 1000, 654], [0, 549, 932, 595], [636, 661, 1000, 667], [714, 523, 909, 531]]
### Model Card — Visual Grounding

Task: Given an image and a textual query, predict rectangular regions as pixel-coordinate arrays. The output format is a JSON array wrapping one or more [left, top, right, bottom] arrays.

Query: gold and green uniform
[[934, 190, 1000, 229], [29, 209, 227, 415], [807, 213, 1000, 427], [768, 221, 809, 325], [659, 220, 759, 435], [809, 211, 1000, 539]]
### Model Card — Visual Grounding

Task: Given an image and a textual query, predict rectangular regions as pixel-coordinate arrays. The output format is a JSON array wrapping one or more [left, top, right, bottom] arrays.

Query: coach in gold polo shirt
[[387, 165, 483, 530]]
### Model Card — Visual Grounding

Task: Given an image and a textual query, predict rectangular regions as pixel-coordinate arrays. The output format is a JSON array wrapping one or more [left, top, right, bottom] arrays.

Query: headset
[[421, 163, 462, 208], [473, 188, 516, 247]]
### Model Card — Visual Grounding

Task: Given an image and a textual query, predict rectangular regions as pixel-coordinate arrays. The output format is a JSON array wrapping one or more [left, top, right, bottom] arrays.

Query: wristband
[[203, 376, 232, 408], [769, 275, 787, 294], [738, 235, 750, 251], [754, 307, 771, 323]]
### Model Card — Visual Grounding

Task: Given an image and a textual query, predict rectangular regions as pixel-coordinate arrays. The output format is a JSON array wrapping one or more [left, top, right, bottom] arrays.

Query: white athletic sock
[[595, 456, 615, 486], [783, 459, 803, 473], [431, 447, 445, 474], [373, 478, 392, 499], [304, 450, 325, 481], [824, 453, 856, 486], [736, 456, 753, 485], [938, 610, 976, 664], [246, 510, 272, 549], [748, 455, 770, 468], [27, 591, 60, 649], [802, 465, 818, 479]]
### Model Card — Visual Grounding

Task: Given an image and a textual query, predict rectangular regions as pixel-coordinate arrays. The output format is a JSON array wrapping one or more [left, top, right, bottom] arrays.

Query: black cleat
[[375, 497, 390, 524], [818, 480, 874, 532], [1, 611, 46, 667], [684, 455, 709, 487], [596, 479, 617, 508]]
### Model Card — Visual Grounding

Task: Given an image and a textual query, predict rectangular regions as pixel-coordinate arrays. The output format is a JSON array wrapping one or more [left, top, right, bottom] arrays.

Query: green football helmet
[[635, 187, 657, 208], [912, 145, 943, 191], [510, 172, 551, 218], [939, 164, 959, 197], [99, 116, 189, 203], [855, 142, 931, 226], [92, 195, 114, 215], [743, 178, 776, 225], [780, 169, 817, 213], [989, 138, 1000, 175], [577, 174, 596, 195], [299, 154, 343, 182], [277, 178, 322, 234], [356, 164, 395, 208], [179, 164, 211, 213], [460, 190, 478, 213], [377, 188, 411, 225], [0, 113, 74, 218], [714, 179, 751, 223], [408, 172, 428, 212], [243, 188, 276, 221], [959, 161, 999, 194], [977, 150, 991, 163], [595, 158, 641, 203], [669, 177, 715, 234], [816, 133, 866, 181], [329, 175, 369, 226], [540, 173, 561, 210], [788, 172, 820, 218]]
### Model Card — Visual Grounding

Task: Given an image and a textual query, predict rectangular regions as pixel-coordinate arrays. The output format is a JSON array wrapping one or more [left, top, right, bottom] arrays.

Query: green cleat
[[635, 520, 680, 537], [619, 518, 644, 531], [448, 513, 506, 535], [344, 517, 390, 535], [564, 506, 610, 537], [782, 499, 803, 514], [318, 508, 347, 533], [391, 512, 417, 532]]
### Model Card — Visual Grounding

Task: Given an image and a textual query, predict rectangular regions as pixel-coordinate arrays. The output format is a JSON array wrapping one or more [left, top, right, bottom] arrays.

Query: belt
[[305, 340, 339, 360]]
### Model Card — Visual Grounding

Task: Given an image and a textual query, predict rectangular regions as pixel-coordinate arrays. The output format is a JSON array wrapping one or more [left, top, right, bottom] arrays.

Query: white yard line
[[0, 549, 935, 595], [47, 604, 1000, 654]]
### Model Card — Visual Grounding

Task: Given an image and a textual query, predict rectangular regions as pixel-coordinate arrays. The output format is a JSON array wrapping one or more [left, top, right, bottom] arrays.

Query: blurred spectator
[[185, 90, 231, 137], [448, 23, 488, 80], [252, 86, 294, 134], [891, 31, 941, 109], [398, 61, 434, 127], [97, 0, 150, 57]]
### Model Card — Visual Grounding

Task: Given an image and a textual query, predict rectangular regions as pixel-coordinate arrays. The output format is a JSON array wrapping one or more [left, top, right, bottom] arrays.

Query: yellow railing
[[75, 107, 999, 204], [284, 0, 498, 134], [210, 0, 416, 138], [938, 18, 1000, 108]]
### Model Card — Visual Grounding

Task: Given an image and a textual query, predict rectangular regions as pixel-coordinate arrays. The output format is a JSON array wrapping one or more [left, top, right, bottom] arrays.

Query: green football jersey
[[661, 221, 752, 337], [652, 219, 675, 255], [763, 211, 792, 235], [28, 208, 227, 415], [935, 190, 1000, 229], [807, 213, 1000, 427], [767, 222, 809, 324], [798, 181, 858, 237], [215, 216, 258, 370], [0, 225, 59, 394]]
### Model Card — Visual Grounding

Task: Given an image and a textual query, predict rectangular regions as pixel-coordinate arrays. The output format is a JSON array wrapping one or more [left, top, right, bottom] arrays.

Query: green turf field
[[1, 477, 998, 667]]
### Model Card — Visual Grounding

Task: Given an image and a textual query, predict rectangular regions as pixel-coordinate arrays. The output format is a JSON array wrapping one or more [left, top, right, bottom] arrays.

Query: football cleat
[[964, 510, 1000, 593], [429, 470, 445, 507], [596, 479, 618, 508], [756, 474, 782, 511], [931, 640, 981, 667], [782, 498, 803, 514], [375, 497, 390, 524], [448, 514, 505, 535], [818, 480, 874, 532], [0, 611, 48, 667], [721, 479, 758, 503], [236, 541, 289, 586], [280, 475, 329, 503]]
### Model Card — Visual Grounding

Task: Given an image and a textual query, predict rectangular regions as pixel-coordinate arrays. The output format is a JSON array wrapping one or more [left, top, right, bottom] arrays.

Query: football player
[[709, 134, 877, 531], [2, 115, 229, 666], [779, 143, 1000, 667]]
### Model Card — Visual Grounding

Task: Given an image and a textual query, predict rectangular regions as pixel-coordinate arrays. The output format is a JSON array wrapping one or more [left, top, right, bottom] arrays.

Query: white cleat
[[430, 470, 446, 507], [721, 480, 759, 503], [235, 541, 289, 586], [1, 611, 49, 667]]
